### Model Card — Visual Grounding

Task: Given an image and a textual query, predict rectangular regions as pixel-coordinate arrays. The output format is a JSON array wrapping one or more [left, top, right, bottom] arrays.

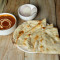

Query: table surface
[[0, 0, 60, 60]]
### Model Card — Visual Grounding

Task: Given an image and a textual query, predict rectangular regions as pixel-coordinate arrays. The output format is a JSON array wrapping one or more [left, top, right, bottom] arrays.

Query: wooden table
[[0, 0, 60, 60]]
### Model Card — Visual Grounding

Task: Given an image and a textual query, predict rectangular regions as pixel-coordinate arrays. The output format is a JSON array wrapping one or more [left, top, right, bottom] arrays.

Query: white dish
[[15, 44, 37, 53], [18, 4, 37, 21], [0, 13, 17, 35]]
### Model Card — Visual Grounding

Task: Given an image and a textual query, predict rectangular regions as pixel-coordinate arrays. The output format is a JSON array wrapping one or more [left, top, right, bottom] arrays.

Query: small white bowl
[[0, 13, 17, 35], [18, 4, 37, 21]]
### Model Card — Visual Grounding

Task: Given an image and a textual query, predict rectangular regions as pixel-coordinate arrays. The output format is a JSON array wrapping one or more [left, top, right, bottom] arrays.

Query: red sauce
[[0, 15, 15, 30], [2, 21, 9, 26]]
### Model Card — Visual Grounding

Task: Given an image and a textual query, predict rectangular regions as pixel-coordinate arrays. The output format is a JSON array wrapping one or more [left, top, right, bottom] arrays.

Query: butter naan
[[13, 19, 46, 43], [13, 19, 60, 54]]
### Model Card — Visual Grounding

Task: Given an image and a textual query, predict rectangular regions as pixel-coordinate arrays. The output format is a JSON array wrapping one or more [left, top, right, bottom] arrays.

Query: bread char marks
[[16, 31, 24, 43], [19, 31, 24, 36], [31, 21, 41, 31], [27, 25, 30, 27], [40, 45, 43, 48], [56, 35, 59, 38], [34, 35, 39, 40], [40, 46, 44, 52], [28, 34, 31, 36], [46, 48, 49, 51], [23, 38, 27, 46], [40, 39, 43, 42], [42, 27, 46, 29], [33, 35, 39, 45]]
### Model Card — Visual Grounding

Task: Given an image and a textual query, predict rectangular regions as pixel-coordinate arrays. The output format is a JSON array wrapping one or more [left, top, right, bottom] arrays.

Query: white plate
[[15, 44, 38, 53]]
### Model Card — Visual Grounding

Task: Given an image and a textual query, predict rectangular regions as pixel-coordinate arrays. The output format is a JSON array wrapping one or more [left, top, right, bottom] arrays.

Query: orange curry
[[0, 15, 15, 30]]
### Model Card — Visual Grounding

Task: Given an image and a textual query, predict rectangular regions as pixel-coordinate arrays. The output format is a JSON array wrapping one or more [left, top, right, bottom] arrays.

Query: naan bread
[[13, 19, 60, 54], [45, 28, 59, 41], [13, 19, 46, 43]]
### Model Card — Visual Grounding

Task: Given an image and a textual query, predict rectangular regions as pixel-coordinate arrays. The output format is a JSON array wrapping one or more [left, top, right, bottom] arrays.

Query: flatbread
[[13, 18, 46, 43], [45, 28, 59, 41], [13, 19, 60, 54]]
